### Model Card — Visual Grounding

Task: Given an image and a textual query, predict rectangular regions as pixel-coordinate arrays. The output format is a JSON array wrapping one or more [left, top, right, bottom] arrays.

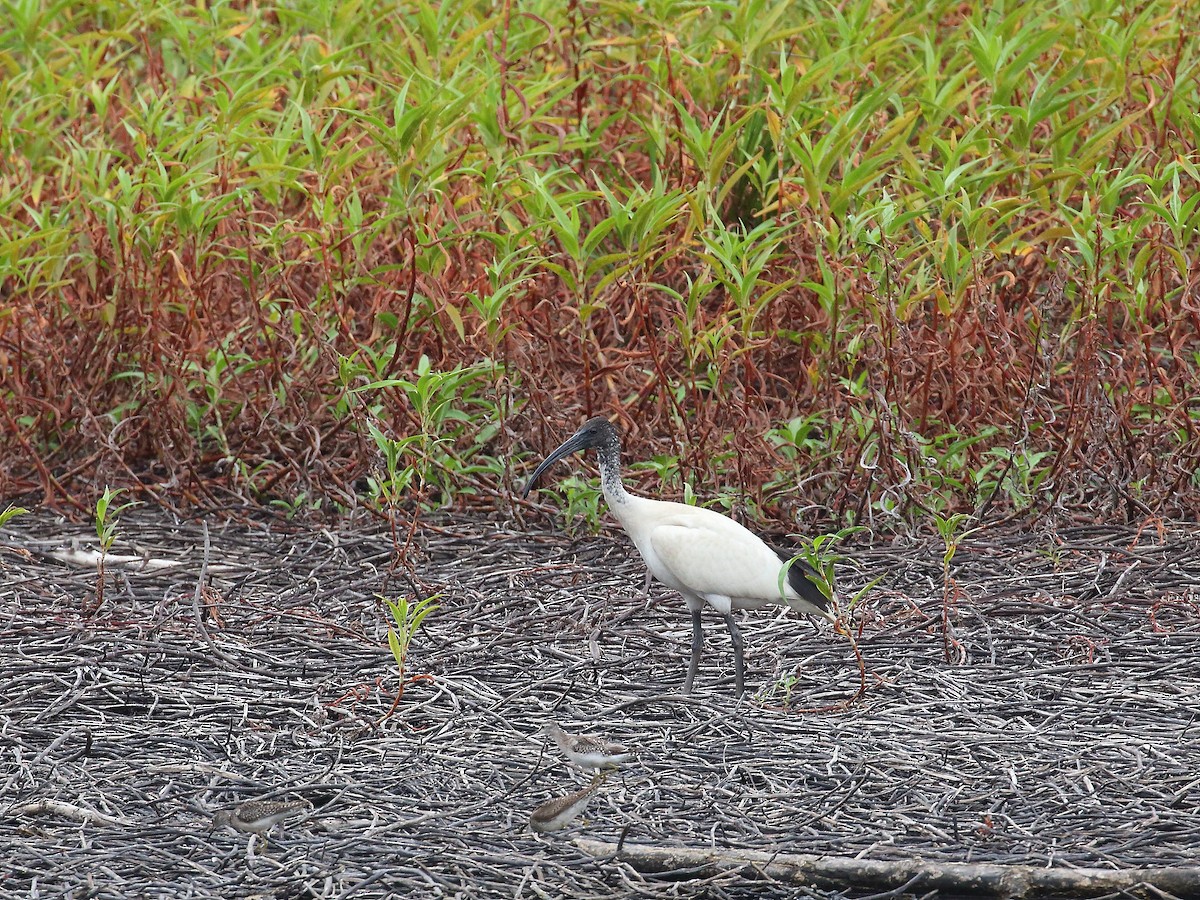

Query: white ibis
[[523, 416, 834, 695], [529, 772, 607, 832], [540, 723, 633, 772]]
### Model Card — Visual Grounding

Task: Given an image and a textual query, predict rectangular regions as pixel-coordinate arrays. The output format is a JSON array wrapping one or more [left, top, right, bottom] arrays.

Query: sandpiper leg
[[684, 607, 704, 693], [722, 612, 745, 696]]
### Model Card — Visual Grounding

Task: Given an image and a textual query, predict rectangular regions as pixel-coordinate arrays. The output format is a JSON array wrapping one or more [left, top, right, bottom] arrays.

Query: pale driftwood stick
[[574, 838, 1200, 899], [10, 800, 134, 828]]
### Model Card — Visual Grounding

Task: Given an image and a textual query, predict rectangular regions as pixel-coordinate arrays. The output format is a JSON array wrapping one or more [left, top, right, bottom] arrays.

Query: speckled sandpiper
[[540, 723, 633, 772], [211, 798, 311, 845], [530, 772, 607, 833]]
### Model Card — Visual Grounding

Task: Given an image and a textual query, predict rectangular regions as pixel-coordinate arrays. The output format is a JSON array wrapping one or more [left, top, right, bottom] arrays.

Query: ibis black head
[[523, 417, 620, 497]]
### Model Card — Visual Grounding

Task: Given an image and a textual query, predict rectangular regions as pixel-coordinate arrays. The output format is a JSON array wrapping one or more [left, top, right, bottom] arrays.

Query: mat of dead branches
[[2, 510, 1199, 899]]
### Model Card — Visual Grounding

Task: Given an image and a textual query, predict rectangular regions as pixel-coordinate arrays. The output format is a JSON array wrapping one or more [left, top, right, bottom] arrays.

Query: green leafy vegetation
[[380, 593, 438, 720], [0, 505, 27, 529], [1, 0, 1197, 533], [90, 486, 136, 612], [94, 487, 134, 553]]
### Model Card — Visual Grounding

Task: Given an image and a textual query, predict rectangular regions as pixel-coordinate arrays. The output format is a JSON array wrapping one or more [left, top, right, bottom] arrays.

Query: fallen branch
[[574, 838, 1200, 899], [10, 800, 134, 828]]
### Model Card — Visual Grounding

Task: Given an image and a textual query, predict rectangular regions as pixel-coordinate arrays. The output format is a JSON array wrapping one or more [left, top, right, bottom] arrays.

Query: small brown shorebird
[[540, 723, 633, 772], [211, 798, 311, 844], [530, 773, 606, 833]]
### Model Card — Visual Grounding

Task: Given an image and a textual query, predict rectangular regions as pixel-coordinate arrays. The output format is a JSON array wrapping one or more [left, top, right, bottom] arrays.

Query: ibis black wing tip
[[773, 547, 833, 613]]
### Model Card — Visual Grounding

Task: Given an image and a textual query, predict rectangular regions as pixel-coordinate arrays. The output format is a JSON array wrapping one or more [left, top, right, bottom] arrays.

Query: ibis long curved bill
[[523, 430, 595, 497], [523, 416, 836, 695]]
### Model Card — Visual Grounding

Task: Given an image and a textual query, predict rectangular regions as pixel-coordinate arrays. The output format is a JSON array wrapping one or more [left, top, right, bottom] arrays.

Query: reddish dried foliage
[[2, 22, 1199, 529]]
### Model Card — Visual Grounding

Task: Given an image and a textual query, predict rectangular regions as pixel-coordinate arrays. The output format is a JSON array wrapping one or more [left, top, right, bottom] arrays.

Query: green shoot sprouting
[[91, 488, 136, 614], [380, 594, 439, 721], [777, 526, 878, 707], [0, 505, 28, 528], [95, 487, 135, 553]]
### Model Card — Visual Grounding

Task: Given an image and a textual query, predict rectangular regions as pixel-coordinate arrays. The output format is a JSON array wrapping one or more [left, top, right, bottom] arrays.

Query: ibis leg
[[722, 612, 746, 696], [684, 607, 703, 694]]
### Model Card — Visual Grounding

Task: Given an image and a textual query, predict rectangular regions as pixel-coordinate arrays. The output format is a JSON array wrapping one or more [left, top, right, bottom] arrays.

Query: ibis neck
[[597, 444, 629, 506]]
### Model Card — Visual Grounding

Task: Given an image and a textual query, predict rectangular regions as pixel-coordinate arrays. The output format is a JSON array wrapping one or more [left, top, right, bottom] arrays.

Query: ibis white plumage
[[523, 416, 835, 695]]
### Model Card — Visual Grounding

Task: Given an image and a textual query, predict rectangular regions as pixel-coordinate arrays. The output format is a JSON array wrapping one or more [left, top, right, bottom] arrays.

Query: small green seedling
[[0, 505, 29, 564], [380, 594, 439, 721], [91, 488, 137, 614], [95, 487, 136, 553], [935, 512, 978, 663], [762, 671, 801, 708], [775, 527, 880, 709]]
